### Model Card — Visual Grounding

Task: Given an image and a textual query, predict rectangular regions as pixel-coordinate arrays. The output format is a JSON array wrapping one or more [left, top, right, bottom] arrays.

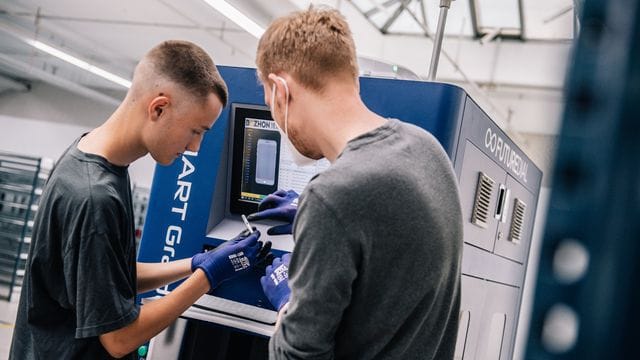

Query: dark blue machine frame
[[138, 66, 542, 359]]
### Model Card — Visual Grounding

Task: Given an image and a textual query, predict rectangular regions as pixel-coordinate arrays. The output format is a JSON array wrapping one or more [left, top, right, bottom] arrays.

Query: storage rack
[[0, 152, 51, 301], [132, 184, 150, 252]]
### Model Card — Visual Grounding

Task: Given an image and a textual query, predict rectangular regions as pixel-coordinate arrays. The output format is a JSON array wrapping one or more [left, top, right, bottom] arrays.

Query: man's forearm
[[100, 269, 209, 358], [136, 259, 192, 293]]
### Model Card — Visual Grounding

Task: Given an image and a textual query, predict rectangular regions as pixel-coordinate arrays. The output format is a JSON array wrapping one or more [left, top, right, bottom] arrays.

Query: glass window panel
[[443, 0, 474, 36], [523, 0, 575, 39], [350, 0, 574, 39], [351, 0, 474, 36], [425, 0, 474, 36], [475, 0, 521, 32], [383, 0, 475, 36]]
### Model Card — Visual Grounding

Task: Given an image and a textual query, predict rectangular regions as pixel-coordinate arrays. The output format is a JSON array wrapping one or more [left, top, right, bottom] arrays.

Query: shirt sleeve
[[63, 199, 139, 339], [270, 189, 361, 359]]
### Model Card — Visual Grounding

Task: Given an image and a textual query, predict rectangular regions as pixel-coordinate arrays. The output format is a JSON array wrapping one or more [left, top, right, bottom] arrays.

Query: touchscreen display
[[229, 104, 330, 214]]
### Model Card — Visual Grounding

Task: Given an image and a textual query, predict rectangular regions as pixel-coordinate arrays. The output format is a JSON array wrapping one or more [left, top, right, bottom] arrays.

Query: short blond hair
[[256, 7, 358, 91]]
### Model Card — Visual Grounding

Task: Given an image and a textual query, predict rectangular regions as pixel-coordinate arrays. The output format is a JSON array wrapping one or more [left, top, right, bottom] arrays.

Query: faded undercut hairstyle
[[256, 7, 359, 91], [146, 40, 228, 106]]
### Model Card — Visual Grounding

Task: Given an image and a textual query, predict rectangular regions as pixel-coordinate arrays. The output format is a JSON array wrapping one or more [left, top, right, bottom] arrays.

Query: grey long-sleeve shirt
[[270, 119, 463, 360]]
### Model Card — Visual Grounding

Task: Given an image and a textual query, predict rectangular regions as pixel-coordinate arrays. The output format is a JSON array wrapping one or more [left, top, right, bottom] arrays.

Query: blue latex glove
[[247, 189, 299, 235], [192, 229, 264, 292], [260, 253, 291, 311]]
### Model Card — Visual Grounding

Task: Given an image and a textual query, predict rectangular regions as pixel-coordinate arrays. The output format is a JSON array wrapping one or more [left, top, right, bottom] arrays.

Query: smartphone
[[255, 139, 277, 186]]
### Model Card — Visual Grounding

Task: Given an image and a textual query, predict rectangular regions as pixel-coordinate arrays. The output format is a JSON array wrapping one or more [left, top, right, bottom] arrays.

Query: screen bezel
[[228, 103, 277, 215]]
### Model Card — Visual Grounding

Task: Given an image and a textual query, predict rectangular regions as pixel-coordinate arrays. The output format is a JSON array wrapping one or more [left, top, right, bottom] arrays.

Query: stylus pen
[[241, 214, 254, 234]]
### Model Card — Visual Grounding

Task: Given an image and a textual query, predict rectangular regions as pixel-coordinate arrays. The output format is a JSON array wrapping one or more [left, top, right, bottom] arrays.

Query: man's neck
[[77, 107, 146, 166], [310, 93, 387, 162]]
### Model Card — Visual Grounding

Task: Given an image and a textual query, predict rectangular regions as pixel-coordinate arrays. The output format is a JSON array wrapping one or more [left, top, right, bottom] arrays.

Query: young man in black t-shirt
[[10, 40, 267, 359]]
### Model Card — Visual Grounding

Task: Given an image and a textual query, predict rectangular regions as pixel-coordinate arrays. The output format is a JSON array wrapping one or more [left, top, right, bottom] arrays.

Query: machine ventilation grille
[[509, 199, 527, 243], [471, 172, 494, 229]]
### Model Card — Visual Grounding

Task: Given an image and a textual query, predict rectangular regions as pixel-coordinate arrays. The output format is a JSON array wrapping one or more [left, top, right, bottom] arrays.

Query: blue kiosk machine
[[138, 66, 542, 359]]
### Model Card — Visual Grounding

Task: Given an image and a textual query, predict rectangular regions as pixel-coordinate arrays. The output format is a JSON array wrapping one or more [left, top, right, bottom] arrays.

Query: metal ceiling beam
[[468, 0, 480, 37], [0, 74, 29, 92], [1, 2, 135, 70], [543, 6, 574, 24], [419, 0, 430, 33], [0, 21, 131, 88], [0, 54, 121, 107], [1, 11, 247, 33], [363, 0, 402, 17], [518, 0, 525, 39], [380, 0, 412, 33]]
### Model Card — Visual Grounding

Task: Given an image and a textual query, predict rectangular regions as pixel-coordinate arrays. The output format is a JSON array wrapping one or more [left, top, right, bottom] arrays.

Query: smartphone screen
[[255, 139, 277, 186]]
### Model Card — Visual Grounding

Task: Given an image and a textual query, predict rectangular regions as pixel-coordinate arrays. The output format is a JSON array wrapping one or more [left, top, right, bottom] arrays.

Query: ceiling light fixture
[[0, 22, 131, 89], [201, 0, 265, 38], [0, 23, 131, 89], [24, 39, 132, 88]]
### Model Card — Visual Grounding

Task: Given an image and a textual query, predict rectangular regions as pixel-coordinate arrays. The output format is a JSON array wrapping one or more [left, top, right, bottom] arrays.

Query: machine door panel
[[458, 141, 506, 252], [473, 282, 520, 360], [494, 175, 536, 264], [456, 275, 487, 360]]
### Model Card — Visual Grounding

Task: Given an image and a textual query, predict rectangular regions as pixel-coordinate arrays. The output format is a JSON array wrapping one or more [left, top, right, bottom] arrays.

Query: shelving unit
[[0, 152, 51, 301], [132, 184, 150, 252]]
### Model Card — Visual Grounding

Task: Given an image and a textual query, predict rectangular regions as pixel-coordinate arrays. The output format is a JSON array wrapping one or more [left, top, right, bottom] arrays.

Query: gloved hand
[[192, 229, 266, 292], [260, 253, 291, 311], [247, 189, 299, 235], [253, 239, 276, 274]]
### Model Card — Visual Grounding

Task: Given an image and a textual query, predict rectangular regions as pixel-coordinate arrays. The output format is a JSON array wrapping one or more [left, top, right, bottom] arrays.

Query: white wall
[[0, 114, 156, 188]]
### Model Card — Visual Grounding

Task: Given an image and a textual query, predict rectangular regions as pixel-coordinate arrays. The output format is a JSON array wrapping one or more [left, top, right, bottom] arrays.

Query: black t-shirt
[[10, 137, 139, 359]]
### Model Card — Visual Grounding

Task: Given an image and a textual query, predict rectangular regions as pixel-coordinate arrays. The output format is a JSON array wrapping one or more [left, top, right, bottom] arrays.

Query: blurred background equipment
[[526, 0, 640, 358]]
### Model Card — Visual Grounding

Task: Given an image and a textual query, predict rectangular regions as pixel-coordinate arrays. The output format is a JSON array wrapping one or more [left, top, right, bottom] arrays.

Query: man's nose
[[186, 136, 202, 153]]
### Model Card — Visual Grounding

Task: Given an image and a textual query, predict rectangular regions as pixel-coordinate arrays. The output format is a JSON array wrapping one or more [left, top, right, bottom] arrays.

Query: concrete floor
[[0, 298, 18, 360]]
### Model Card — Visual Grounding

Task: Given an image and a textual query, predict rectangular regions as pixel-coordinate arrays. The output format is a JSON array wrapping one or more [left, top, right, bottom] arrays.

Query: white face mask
[[270, 76, 316, 167]]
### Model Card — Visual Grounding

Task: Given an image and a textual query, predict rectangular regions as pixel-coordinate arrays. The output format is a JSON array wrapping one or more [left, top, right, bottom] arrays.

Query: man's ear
[[148, 95, 170, 122], [267, 73, 288, 108]]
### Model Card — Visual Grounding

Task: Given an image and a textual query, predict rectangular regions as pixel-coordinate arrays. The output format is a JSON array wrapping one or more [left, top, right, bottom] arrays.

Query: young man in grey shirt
[[248, 7, 464, 360]]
